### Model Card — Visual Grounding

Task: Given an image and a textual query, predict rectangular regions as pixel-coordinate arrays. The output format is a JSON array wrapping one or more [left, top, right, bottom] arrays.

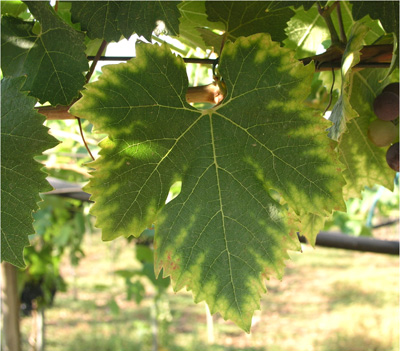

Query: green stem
[[336, 2, 347, 44], [317, 2, 342, 47], [76, 117, 95, 161], [85, 40, 108, 83]]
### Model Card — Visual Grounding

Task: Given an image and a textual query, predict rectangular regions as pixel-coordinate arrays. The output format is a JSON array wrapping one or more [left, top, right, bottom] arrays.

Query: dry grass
[[20, 231, 399, 351]]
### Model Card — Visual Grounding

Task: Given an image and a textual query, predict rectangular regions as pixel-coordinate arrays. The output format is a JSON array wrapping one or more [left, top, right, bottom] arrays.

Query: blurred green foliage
[[325, 178, 399, 236]]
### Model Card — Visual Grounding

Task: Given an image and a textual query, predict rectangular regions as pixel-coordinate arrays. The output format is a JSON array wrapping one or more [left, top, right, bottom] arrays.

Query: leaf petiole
[[317, 1, 343, 48]]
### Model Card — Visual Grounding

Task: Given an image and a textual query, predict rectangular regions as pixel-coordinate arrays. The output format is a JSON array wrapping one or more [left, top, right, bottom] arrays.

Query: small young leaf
[[328, 22, 369, 141], [284, 5, 331, 58], [1, 77, 59, 267]]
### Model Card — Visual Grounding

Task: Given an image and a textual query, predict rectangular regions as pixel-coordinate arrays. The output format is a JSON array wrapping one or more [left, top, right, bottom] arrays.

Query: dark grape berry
[[20, 281, 43, 316], [383, 82, 399, 96], [386, 142, 399, 172], [367, 119, 399, 147], [373, 91, 399, 121]]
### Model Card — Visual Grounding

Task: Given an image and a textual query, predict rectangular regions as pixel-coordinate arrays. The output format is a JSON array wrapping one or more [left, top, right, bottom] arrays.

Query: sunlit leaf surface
[[71, 33, 346, 330]]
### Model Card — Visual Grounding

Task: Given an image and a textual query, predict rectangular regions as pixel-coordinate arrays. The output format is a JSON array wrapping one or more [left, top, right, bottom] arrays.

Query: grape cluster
[[20, 279, 57, 316], [367, 82, 399, 172]]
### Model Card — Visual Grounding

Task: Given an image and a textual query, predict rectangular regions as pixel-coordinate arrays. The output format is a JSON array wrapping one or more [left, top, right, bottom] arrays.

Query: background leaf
[[196, 27, 224, 55], [1, 2, 88, 105], [206, 1, 295, 43], [283, 4, 331, 59], [118, 1, 181, 41], [284, 2, 385, 59], [1, 16, 35, 77], [350, 1, 399, 37], [177, 1, 225, 51], [70, 1, 122, 42], [1, 77, 59, 267], [1, 0, 27, 17]]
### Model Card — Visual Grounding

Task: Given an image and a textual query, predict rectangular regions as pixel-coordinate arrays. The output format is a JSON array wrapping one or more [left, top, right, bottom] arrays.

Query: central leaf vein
[[209, 113, 242, 319]]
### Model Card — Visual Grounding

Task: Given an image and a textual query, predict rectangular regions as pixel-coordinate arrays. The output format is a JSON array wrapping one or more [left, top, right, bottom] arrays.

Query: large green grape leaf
[[71, 34, 345, 330], [338, 69, 396, 199], [328, 22, 368, 141], [70, 1, 122, 42], [117, 1, 181, 41], [1, 77, 59, 268], [1, 2, 88, 105], [206, 1, 295, 43]]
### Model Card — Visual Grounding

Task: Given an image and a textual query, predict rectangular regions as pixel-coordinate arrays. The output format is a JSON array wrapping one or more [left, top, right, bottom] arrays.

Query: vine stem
[[86, 40, 108, 83], [74, 40, 108, 161], [317, 2, 343, 47], [87, 44, 393, 68], [336, 2, 347, 44], [87, 56, 218, 65], [37, 44, 393, 120], [76, 117, 95, 161], [323, 67, 336, 116], [85, 57, 391, 70]]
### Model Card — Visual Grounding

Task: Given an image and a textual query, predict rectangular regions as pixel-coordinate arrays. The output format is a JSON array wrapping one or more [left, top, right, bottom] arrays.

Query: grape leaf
[[284, 5, 331, 59], [291, 2, 323, 11], [70, 1, 122, 42], [206, 1, 295, 43], [70, 1, 181, 43], [197, 27, 224, 55], [117, 1, 181, 41], [177, 1, 225, 51], [338, 69, 396, 199], [299, 213, 327, 247], [1, 0, 27, 17], [350, 1, 399, 36], [1, 2, 88, 105], [71, 34, 345, 330], [284, 2, 385, 60], [1, 77, 59, 268], [328, 22, 369, 141], [1, 16, 35, 78]]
